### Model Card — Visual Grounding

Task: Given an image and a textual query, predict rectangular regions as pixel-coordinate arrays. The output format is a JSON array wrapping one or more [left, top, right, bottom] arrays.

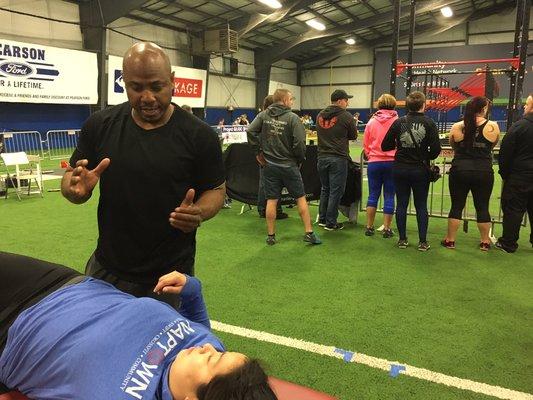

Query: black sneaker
[[266, 235, 276, 246], [418, 241, 431, 252], [397, 239, 409, 249], [303, 232, 322, 244], [365, 226, 375, 236], [382, 228, 394, 238], [325, 223, 344, 231], [495, 241, 514, 253], [318, 220, 327, 227]]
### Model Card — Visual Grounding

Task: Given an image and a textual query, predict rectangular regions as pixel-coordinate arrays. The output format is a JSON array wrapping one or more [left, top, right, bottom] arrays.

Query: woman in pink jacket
[[363, 94, 398, 237]]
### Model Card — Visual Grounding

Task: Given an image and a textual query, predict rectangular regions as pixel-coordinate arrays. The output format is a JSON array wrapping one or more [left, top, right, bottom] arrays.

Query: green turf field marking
[[212, 321, 533, 400]]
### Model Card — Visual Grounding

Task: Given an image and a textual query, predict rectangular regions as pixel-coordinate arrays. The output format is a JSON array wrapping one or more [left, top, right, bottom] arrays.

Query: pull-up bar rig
[[396, 58, 520, 75]]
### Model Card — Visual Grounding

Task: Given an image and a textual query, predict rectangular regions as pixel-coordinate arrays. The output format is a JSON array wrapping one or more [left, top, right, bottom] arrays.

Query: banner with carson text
[[0, 39, 98, 104], [108, 55, 207, 107]]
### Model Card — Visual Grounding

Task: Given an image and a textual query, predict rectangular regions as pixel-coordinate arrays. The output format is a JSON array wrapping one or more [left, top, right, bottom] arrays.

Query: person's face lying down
[[168, 343, 247, 399]]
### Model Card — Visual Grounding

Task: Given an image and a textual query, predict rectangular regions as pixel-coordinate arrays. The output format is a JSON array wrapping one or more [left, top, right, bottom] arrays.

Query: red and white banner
[[107, 55, 207, 107]]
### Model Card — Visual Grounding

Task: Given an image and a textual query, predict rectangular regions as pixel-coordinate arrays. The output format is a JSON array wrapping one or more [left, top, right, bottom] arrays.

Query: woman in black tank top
[[441, 96, 500, 251]]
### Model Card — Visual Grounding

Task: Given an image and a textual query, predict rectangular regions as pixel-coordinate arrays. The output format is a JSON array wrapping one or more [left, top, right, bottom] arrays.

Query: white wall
[[0, 0, 82, 49], [271, 59, 297, 85], [301, 48, 373, 109], [207, 48, 256, 107], [107, 17, 190, 66], [207, 75, 255, 108]]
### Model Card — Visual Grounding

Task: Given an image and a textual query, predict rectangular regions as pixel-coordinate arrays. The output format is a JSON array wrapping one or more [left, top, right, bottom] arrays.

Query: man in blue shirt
[[0, 252, 276, 400]]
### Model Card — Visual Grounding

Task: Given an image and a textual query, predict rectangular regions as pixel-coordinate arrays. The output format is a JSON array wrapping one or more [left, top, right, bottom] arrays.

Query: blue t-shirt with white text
[[0, 278, 224, 400]]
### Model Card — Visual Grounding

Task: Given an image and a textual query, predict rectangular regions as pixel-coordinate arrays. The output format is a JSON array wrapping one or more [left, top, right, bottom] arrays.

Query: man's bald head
[[122, 42, 175, 128], [123, 42, 171, 76]]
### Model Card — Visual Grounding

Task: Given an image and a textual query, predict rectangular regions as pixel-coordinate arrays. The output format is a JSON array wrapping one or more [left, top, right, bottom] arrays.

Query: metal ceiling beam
[[127, 14, 188, 34], [298, 1, 517, 67], [229, 0, 317, 36], [256, 0, 464, 63], [139, 7, 197, 29]]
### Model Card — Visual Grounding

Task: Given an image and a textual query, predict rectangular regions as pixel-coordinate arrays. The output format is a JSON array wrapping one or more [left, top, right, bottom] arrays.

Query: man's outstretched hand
[[62, 158, 110, 203]]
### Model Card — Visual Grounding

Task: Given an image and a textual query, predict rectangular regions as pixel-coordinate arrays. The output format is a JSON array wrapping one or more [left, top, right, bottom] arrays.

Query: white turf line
[[212, 321, 533, 400]]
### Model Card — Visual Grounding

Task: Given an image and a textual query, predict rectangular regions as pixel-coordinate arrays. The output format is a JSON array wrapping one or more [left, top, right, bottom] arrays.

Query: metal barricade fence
[[1, 131, 44, 158], [358, 147, 528, 233], [46, 129, 80, 160]]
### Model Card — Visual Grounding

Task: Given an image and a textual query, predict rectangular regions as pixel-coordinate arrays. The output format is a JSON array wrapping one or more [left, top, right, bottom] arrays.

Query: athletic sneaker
[[365, 226, 375, 236], [382, 228, 394, 238], [325, 223, 344, 231], [479, 242, 491, 251], [266, 235, 276, 246], [495, 241, 514, 253], [417, 241, 431, 252], [397, 239, 409, 249], [318, 220, 327, 227], [440, 239, 455, 249], [303, 232, 322, 244]]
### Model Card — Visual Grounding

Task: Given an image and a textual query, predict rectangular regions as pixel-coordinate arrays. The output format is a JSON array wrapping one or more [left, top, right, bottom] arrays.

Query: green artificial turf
[[0, 162, 532, 400]]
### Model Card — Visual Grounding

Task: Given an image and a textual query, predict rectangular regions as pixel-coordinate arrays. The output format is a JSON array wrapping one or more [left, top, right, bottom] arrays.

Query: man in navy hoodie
[[316, 89, 358, 231]]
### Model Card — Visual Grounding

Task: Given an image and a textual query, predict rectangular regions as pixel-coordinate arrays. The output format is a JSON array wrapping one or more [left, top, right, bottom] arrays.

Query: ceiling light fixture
[[258, 0, 282, 9], [306, 19, 326, 31], [440, 6, 453, 17], [345, 38, 356, 45]]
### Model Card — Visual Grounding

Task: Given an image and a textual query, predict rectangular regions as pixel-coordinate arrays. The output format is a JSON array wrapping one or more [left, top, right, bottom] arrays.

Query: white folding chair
[[0, 152, 43, 200]]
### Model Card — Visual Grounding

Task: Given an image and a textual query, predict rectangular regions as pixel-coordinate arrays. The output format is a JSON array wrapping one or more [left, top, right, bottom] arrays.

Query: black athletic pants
[[0, 252, 81, 393], [498, 177, 533, 252], [448, 169, 494, 222], [85, 253, 182, 310]]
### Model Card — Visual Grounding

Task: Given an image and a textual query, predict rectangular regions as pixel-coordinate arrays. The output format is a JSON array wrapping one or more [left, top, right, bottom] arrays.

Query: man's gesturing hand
[[169, 188, 203, 233], [64, 158, 110, 201]]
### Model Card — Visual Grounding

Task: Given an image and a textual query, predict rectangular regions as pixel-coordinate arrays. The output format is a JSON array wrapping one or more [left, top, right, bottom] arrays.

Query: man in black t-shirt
[[496, 94, 533, 253], [61, 42, 225, 308]]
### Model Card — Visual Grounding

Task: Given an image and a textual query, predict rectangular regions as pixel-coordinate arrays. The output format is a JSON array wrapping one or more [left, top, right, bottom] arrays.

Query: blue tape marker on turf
[[389, 364, 406, 377], [334, 348, 354, 362]]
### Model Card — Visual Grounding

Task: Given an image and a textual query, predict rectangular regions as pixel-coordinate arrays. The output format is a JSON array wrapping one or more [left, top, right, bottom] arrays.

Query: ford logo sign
[[0, 62, 34, 77]]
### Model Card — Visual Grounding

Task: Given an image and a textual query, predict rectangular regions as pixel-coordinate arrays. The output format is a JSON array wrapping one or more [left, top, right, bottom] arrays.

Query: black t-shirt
[[381, 112, 441, 167], [70, 102, 225, 284]]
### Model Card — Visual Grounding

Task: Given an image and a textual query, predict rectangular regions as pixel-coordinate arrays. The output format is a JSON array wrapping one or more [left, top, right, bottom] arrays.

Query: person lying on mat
[[0, 252, 277, 400]]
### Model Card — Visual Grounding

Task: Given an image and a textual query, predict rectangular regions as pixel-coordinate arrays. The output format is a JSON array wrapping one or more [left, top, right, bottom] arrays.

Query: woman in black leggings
[[442, 96, 500, 250]]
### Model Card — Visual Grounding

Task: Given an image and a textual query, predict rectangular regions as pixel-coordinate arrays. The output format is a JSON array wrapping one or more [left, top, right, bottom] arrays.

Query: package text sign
[[0, 39, 98, 104], [108, 55, 207, 107]]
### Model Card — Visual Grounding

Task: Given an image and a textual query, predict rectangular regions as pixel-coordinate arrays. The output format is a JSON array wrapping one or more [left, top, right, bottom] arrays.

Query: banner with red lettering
[[107, 55, 207, 107]]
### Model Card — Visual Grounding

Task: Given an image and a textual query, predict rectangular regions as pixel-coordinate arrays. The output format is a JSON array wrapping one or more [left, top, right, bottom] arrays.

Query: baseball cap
[[331, 89, 353, 102]]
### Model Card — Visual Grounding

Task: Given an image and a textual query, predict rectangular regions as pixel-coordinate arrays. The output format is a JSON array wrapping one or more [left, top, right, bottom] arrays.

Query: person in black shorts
[[441, 96, 500, 251], [61, 42, 226, 309], [247, 89, 321, 246]]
